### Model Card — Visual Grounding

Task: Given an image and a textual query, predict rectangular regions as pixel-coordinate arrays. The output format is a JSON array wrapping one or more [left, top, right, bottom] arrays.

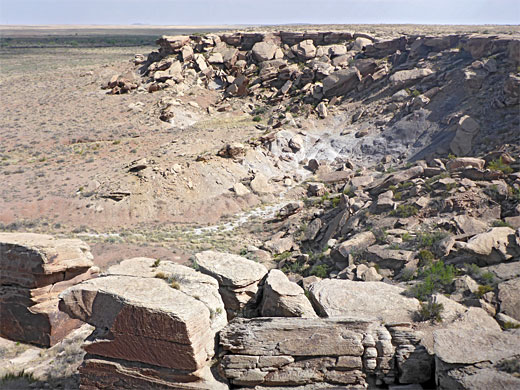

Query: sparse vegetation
[[310, 264, 329, 278], [408, 260, 455, 300], [488, 157, 513, 174], [417, 296, 444, 323]]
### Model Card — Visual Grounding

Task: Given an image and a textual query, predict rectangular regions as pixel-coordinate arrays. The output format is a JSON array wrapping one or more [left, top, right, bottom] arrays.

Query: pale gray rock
[[389, 68, 433, 85], [260, 270, 317, 318], [308, 279, 420, 323], [252, 41, 279, 62], [195, 251, 267, 289], [459, 227, 520, 265], [498, 277, 520, 321], [434, 328, 520, 390], [335, 231, 376, 260], [250, 173, 275, 195]]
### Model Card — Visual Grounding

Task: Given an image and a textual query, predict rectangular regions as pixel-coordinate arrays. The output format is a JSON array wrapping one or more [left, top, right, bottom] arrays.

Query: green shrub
[[418, 249, 435, 267], [409, 261, 455, 300], [401, 232, 412, 242], [418, 296, 444, 323], [475, 284, 493, 298], [152, 258, 161, 268], [416, 231, 449, 249], [252, 115, 262, 122], [503, 322, 520, 330], [488, 157, 513, 174], [492, 220, 513, 228], [310, 264, 329, 278]]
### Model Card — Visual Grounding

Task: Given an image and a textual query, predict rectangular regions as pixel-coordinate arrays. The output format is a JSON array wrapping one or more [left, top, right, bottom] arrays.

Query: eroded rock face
[[308, 279, 420, 323], [260, 269, 317, 318], [59, 266, 227, 389], [60, 275, 214, 370], [434, 328, 520, 390], [195, 250, 268, 318], [0, 233, 94, 347], [106, 257, 227, 331], [0, 233, 93, 288], [219, 317, 373, 388], [459, 227, 520, 265]]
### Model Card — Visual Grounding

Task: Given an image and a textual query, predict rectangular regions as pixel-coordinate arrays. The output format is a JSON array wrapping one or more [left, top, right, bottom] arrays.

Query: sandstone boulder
[[334, 231, 376, 261], [195, 251, 267, 318], [497, 277, 520, 321], [433, 328, 520, 390], [308, 279, 420, 323], [252, 41, 279, 62], [0, 233, 94, 347], [106, 257, 227, 330], [59, 275, 215, 370], [0, 233, 93, 288], [459, 227, 520, 265], [322, 68, 362, 97], [292, 39, 317, 60], [389, 68, 433, 85], [219, 317, 372, 387], [260, 270, 317, 318]]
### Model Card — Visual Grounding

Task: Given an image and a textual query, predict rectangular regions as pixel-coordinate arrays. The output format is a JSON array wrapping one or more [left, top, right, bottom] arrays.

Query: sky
[[0, 0, 519, 25]]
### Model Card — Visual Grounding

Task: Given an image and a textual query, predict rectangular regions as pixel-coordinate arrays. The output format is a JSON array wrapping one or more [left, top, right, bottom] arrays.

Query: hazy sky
[[0, 0, 519, 25]]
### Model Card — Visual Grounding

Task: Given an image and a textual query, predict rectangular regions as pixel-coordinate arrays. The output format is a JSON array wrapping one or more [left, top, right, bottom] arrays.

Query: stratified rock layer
[[59, 259, 228, 389], [0, 233, 94, 347]]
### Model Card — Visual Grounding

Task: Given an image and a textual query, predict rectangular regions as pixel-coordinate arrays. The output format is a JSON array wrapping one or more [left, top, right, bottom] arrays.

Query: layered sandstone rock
[[59, 258, 228, 389], [195, 250, 267, 318], [0, 233, 94, 347], [219, 317, 373, 388], [259, 269, 317, 318], [308, 279, 421, 323], [434, 328, 520, 389]]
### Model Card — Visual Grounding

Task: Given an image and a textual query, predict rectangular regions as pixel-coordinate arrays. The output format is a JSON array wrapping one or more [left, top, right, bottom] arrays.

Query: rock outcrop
[[0, 233, 94, 347], [195, 250, 268, 318], [259, 269, 317, 318], [434, 328, 520, 389], [308, 279, 421, 323], [219, 317, 372, 388], [59, 258, 227, 389]]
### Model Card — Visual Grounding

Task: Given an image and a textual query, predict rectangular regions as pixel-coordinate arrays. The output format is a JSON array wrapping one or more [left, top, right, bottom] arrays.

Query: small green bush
[[475, 284, 493, 298], [492, 220, 513, 228], [418, 249, 435, 267], [503, 321, 520, 330], [418, 297, 444, 323], [310, 264, 329, 278], [416, 231, 449, 249], [408, 261, 455, 300], [152, 258, 161, 268], [252, 115, 262, 122], [488, 157, 513, 174]]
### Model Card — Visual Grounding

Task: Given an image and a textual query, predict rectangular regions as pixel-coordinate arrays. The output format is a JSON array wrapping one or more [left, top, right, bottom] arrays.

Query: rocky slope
[[1, 27, 519, 390]]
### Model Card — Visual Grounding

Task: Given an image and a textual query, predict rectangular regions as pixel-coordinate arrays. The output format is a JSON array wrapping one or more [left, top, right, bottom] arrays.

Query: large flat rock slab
[[107, 257, 226, 330], [0, 233, 94, 346], [194, 250, 267, 288], [59, 275, 214, 370], [220, 317, 373, 357], [0, 233, 93, 288], [434, 328, 520, 390], [308, 279, 420, 323]]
